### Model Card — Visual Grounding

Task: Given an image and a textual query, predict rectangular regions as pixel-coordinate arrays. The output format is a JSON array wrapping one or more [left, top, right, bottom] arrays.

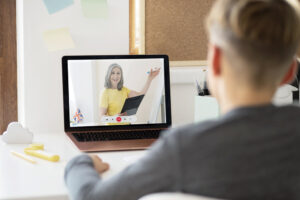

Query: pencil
[[11, 151, 37, 164]]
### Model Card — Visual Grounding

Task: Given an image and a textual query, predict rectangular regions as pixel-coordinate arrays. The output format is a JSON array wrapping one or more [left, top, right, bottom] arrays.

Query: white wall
[[18, 0, 129, 133], [68, 60, 97, 123], [170, 67, 206, 127]]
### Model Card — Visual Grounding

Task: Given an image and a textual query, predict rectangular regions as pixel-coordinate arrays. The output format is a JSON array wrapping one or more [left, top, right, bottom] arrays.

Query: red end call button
[[116, 117, 122, 122]]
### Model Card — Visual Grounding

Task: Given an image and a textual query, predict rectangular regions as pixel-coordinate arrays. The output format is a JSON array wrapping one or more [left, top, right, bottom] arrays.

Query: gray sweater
[[64, 104, 300, 200]]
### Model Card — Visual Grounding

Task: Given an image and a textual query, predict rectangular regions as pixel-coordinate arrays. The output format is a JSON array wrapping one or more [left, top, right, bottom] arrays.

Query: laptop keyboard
[[72, 130, 161, 142]]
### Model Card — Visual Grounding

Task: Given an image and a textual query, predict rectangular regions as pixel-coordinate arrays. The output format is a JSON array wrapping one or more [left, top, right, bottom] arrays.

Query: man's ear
[[280, 59, 298, 85], [210, 45, 222, 76]]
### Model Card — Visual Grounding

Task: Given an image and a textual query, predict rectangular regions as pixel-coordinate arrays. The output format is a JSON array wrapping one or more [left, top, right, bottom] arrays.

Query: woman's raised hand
[[148, 67, 161, 80]]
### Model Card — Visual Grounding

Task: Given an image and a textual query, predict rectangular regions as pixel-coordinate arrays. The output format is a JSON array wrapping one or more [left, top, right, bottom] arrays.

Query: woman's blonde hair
[[207, 0, 300, 88], [104, 63, 124, 90]]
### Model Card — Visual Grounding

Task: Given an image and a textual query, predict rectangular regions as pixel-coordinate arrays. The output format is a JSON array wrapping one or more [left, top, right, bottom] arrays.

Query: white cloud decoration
[[2, 122, 33, 144]]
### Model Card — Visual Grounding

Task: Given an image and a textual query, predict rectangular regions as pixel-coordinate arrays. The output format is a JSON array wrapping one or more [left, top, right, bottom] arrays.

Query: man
[[64, 0, 300, 199]]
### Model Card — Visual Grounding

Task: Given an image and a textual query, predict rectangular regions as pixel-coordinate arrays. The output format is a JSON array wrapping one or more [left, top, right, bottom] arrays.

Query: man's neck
[[218, 86, 275, 114]]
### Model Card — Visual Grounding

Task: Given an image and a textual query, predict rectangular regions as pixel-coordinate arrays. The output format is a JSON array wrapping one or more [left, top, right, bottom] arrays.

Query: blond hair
[[207, 0, 300, 88]]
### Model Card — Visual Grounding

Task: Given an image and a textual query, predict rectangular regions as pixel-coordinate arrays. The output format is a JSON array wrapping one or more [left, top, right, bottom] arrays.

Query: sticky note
[[42, 28, 75, 52], [43, 0, 74, 14], [81, 0, 108, 18]]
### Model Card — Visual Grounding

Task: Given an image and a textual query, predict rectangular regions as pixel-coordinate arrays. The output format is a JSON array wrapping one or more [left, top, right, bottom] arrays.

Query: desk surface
[[0, 132, 146, 200]]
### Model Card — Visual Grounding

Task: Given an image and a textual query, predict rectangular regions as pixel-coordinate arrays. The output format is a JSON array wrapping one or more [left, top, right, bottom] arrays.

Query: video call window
[[68, 58, 166, 127]]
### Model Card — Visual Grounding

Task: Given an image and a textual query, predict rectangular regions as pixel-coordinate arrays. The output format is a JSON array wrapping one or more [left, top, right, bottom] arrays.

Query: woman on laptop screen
[[99, 63, 160, 122]]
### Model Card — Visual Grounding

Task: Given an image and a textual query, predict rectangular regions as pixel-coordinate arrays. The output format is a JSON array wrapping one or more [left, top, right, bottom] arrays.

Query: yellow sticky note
[[42, 28, 75, 52], [81, 0, 108, 18]]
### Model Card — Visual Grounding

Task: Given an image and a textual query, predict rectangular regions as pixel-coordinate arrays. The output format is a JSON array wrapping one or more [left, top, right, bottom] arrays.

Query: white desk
[[0, 132, 146, 200]]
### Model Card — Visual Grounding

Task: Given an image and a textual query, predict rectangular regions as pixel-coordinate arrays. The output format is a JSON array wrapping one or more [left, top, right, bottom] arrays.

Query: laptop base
[[66, 132, 157, 152]]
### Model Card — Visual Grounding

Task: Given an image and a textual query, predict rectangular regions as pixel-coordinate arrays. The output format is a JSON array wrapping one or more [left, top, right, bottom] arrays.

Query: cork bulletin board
[[130, 0, 215, 66]]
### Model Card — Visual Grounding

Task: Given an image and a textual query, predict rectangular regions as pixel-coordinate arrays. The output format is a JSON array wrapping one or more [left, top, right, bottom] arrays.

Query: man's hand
[[89, 155, 110, 174]]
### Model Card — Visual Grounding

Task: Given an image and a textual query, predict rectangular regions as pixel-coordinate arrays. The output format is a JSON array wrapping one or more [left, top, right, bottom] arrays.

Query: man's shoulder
[[163, 119, 223, 143], [277, 104, 300, 113], [164, 104, 300, 145]]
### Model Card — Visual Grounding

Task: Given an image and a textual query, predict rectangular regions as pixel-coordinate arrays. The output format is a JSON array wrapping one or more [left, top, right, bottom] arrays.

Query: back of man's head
[[207, 0, 300, 89]]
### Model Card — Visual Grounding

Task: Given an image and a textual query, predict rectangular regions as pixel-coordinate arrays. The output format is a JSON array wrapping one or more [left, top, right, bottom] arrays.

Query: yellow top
[[100, 87, 131, 116]]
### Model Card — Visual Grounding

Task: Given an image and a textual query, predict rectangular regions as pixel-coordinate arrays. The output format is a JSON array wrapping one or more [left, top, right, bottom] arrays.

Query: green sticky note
[[42, 28, 75, 52], [81, 0, 108, 18]]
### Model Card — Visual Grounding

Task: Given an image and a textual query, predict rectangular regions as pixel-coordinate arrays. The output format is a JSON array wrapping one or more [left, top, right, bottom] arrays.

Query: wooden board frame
[[0, 0, 17, 134], [129, 0, 208, 67]]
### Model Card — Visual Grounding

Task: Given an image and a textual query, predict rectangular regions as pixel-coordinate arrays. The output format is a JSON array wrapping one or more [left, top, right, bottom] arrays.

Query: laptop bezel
[[62, 55, 172, 132]]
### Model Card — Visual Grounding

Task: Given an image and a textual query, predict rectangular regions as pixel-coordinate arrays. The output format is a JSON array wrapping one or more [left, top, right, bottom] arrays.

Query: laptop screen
[[62, 55, 171, 131]]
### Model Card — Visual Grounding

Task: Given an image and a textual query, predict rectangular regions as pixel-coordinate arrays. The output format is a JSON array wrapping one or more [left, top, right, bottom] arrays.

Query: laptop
[[62, 55, 172, 152]]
